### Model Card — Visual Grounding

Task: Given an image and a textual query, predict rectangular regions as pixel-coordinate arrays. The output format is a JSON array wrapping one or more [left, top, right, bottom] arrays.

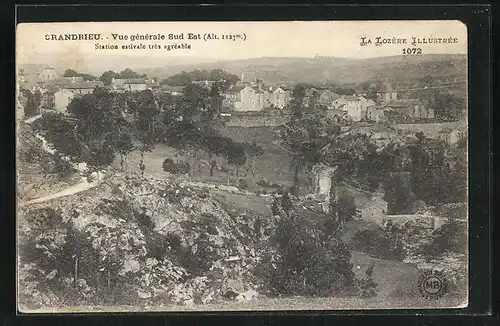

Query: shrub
[[162, 158, 191, 174], [135, 208, 155, 232], [238, 178, 249, 190], [24, 207, 63, 232], [267, 197, 357, 296], [357, 262, 378, 298], [425, 219, 467, 257], [144, 231, 170, 261], [256, 179, 270, 188], [96, 198, 135, 221], [54, 155, 75, 179], [349, 228, 405, 261], [178, 233, 221, 277]]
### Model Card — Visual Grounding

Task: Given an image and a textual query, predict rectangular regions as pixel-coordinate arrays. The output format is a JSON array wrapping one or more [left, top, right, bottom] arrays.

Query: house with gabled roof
[[383, 99, 434, 120], [439, 126, 467, 146], [111, 78, 147, 91]]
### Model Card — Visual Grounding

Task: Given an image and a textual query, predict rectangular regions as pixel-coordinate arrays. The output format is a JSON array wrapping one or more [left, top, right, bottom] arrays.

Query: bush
[[23, 207, 63, 232], [357, 262, 378, 298], [144, 231, 170, 261], [425, 219, 467, 257], [54, 155, 75, 179], [162, 158, 191, 174], [256, 179, 271, 188], [266, 195, 357, 297], [33, 112, 83, 159], [238, 178, 249, 190], [349, 228, 405, 261], [177, 233, 221, 277]]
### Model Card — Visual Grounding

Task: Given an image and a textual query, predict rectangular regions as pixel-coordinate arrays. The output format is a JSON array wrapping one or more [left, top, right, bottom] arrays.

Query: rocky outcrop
[[17, 172, 270, 310]]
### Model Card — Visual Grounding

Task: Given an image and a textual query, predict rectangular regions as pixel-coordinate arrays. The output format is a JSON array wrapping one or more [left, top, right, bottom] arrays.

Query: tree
[[115, 132, 134, 170], [119, 68, 146, 79], [270, 198, 357, 296], [100, 70, 120, 86], [280, 84, 329, 194], [131, 90, 160, 150], [63, 69, 80, 77], [178, 83, 210, 123], [64, 69, 96, 81], [418, 89, 466, 121], [160, 69, 239, 89], [287, 84, 307, 121], [337, 193, 356, 225], [203, 82, 223, 123], [67, 87, 129, 166], [22, 89, 42, 118], [384, 173, 412, 214], [227, 142, 247, 179]]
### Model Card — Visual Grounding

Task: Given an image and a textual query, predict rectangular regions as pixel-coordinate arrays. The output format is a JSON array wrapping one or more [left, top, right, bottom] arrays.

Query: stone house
[[312, 164, 338, 212], [112, 78, 147, 91], [65, 81, 104, 95], [237, 86, 265, 112], [271, 87, 291, 109], [37, 67, 59, 83], [54, 89, 75, 113], [162, 85, 186, 96], [192, 80, 216, 89], [439, 127, 467, 146], [366, 106, 387, 122], [359, 196, 388, 225], [332, 97, 348, 111], [318, 90, 340, 109], [344, 95, 374, 121], [377, 81, 398, 101], [383, 99, 434, 120]]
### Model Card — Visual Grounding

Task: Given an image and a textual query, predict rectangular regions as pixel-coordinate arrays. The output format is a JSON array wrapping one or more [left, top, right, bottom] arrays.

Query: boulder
[[221, 278, 245, 298], [235, 289, 259, 302]]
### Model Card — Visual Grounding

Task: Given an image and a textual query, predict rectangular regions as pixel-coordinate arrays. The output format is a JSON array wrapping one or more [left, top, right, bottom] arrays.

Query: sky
[[17, 21, 467, 68]]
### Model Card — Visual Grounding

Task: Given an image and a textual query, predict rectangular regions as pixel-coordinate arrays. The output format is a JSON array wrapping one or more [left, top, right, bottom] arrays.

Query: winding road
[[18, 173, 105, 208]]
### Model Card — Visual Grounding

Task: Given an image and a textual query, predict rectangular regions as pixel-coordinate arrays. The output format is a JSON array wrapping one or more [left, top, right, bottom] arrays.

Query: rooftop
[[65, 81, 104, 89], [384, 99, 422, 107], [344, 95, 360, 101]]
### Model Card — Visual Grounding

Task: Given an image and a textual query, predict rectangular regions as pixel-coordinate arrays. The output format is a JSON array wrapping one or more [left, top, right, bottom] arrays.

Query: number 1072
[[402, 48, 422, 54]]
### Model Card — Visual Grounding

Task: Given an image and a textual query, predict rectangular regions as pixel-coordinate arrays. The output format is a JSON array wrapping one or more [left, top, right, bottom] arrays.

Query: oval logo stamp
[[418, 269, 447, 300]]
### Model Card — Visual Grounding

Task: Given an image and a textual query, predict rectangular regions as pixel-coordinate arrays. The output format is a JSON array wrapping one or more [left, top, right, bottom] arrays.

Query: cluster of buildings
[[221, 80, 292, 112], [218, 79, 435, 127], [17, 66, 161, 115], [17, 67, 464, 148]]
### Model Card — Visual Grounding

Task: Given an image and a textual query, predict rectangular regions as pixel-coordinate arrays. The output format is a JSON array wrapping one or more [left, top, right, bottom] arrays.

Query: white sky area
[[17, 21, 467, 65]]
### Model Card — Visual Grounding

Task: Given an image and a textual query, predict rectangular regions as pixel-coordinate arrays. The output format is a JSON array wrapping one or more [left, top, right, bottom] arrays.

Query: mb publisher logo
[[418, 270, 447, 300], [424, 276, 442, 294]]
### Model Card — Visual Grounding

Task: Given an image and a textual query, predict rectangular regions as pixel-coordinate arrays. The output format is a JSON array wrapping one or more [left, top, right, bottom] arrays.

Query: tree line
[[160, 68, 239, 91], [278, 83, 467, 215], [33, 82, 259, 176]]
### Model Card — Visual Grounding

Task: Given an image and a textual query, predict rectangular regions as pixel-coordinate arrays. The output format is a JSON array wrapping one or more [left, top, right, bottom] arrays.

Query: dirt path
[[18, 173, 105, 207]]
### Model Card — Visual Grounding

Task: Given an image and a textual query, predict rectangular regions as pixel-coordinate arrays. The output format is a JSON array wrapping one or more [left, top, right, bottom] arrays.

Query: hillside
[[138, 54, 467, 85], [19, 54, 467, 87]]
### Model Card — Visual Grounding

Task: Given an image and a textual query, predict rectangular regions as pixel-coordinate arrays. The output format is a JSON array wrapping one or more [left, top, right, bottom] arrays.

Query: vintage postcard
[[16, 21, 468, 312]]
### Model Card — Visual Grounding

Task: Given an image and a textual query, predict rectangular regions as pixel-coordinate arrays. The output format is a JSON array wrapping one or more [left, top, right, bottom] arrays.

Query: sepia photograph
[[16, 21, 468, 312]]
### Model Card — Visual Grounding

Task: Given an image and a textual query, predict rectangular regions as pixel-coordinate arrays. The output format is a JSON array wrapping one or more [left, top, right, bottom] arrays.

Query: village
[[16, 65, 468, 228], [18, 66, 465, 143]]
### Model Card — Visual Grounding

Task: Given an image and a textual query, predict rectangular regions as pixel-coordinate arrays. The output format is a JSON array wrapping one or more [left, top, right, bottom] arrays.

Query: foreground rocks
[[18, 172, 271, 310]]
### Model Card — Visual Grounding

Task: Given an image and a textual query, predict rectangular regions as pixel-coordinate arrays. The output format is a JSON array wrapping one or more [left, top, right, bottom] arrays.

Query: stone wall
[[385, 214, 448, 230], [394, 121, 465, 139], [224, 112, 290, 127]]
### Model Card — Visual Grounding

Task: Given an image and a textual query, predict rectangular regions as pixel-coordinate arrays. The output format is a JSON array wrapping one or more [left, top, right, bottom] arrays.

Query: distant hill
[[18, 53, 467, 88], [17, 53, 215, 77], [137, 54, 467, 86]]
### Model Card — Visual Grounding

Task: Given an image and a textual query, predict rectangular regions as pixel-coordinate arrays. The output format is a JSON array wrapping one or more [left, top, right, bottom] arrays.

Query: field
[[114, 126, 313, 194]]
